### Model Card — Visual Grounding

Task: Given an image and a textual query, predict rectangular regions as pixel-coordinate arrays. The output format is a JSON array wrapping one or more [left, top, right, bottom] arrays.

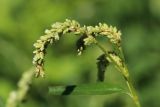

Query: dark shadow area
[[62, 85, 76, 95]]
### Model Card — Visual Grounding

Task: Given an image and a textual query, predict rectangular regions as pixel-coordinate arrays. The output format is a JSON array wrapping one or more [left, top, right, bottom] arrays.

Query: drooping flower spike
[[33, 19, 121, 77]]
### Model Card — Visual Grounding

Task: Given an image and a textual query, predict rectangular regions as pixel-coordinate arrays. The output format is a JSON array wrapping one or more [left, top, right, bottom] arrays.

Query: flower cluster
[[108, 51, 123, 68], [6, 68, 34, 107], [33, 19, 81, 77], [98, 23, 121, 46], [33, 19, 121, 77]]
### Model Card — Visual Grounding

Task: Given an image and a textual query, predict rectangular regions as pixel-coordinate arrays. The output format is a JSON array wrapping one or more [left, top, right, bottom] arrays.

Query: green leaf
[[49, 83, 127, 95]]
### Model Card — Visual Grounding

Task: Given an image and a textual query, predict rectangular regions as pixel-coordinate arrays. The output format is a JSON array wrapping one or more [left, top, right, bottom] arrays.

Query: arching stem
[[95, 42, 141, 107]]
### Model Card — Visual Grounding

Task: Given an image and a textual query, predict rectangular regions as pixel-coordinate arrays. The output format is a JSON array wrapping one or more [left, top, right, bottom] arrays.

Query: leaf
[[49, 83, 127, 95]]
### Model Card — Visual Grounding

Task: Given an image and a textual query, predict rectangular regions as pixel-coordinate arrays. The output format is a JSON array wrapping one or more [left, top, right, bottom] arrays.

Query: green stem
[[119, 48, 141, 107], [122, 64, 141, 107], [95, 43, 141, 107]]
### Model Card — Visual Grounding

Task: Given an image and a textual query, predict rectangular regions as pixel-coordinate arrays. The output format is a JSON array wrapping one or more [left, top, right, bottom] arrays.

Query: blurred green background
[[0, 0, 160, 107]]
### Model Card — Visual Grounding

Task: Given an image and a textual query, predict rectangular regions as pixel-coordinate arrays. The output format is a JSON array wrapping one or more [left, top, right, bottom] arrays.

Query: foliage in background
[[0, 0, 160, 107]]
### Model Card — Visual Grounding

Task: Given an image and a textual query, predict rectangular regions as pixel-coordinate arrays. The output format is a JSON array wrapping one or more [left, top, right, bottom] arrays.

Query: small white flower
[[84, 36, 97, 45], [54, 33, 60, 40], [45, 29, 51, 34]]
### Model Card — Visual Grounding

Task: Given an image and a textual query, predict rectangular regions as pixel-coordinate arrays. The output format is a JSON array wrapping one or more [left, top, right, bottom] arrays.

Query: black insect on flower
[[97, 54, 109, 82], [76, 34, 87, 55]]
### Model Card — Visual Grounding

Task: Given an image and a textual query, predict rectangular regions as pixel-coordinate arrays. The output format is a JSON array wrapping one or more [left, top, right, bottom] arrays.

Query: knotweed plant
[[33, 19, 141, 107]]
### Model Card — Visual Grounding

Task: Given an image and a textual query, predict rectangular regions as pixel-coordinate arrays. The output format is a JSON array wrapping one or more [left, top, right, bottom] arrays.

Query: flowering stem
[[124, 70, 141, 107], [6, 68, 34, 107], [119, 47, 141, 107], [32, 19, 141, 107], [96, 42, 141, 107]]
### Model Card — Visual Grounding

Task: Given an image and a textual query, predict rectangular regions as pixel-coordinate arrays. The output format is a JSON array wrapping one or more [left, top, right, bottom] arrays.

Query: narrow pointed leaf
[[49, 83, 127, 95]]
